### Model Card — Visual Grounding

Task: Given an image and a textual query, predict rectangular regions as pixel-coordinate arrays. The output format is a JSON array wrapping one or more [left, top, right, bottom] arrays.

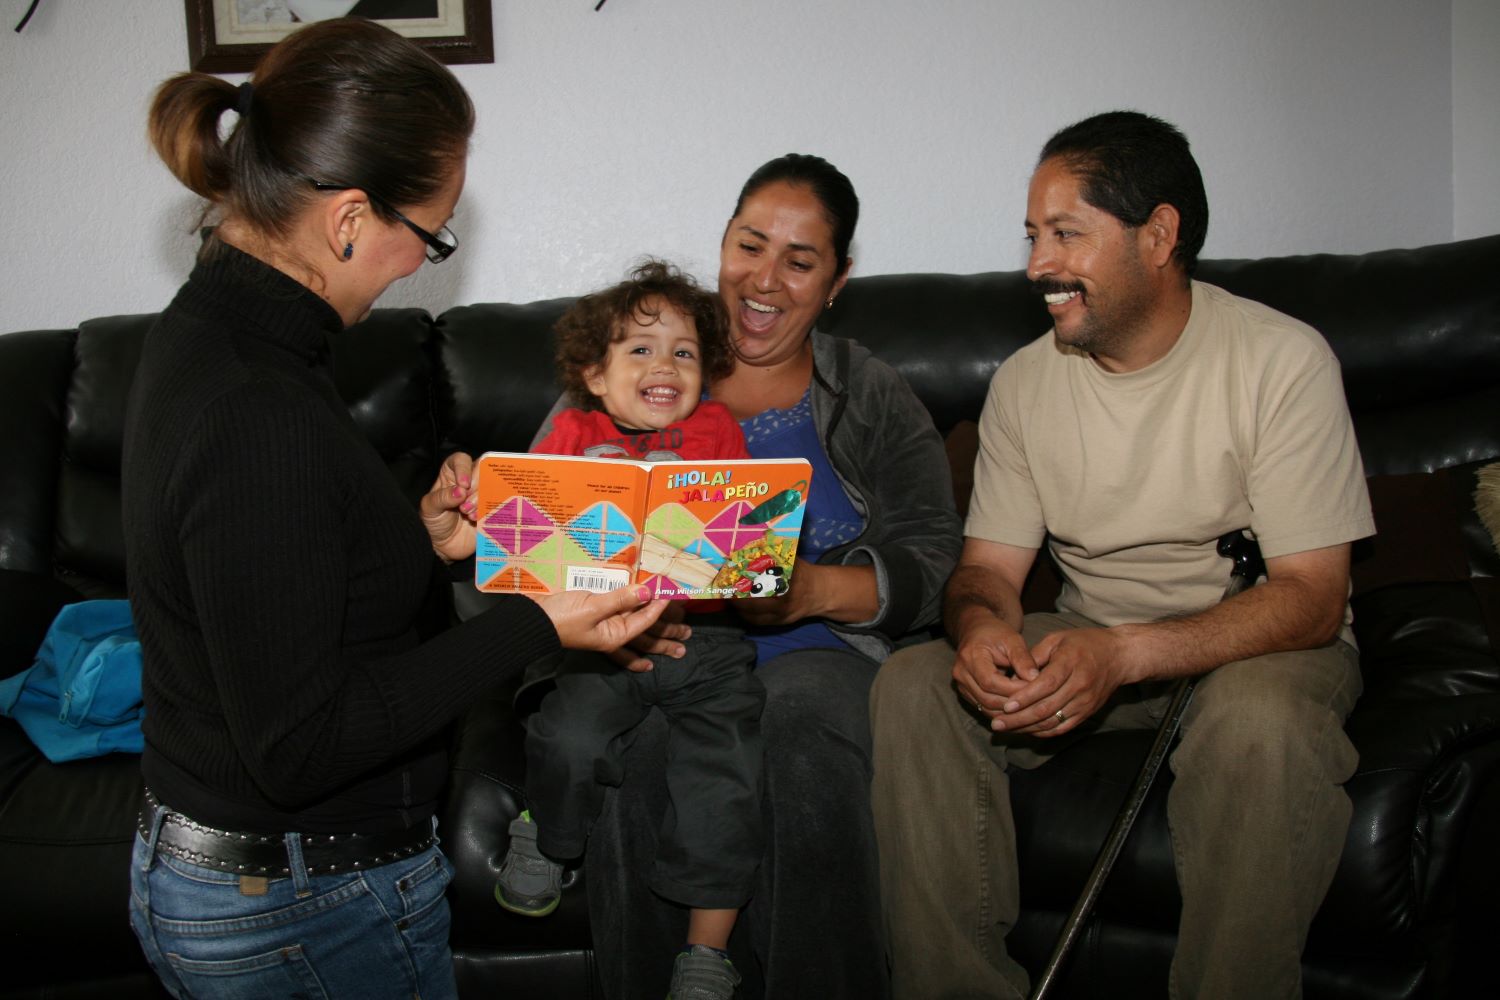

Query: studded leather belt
[[139, 788, 437, 877]]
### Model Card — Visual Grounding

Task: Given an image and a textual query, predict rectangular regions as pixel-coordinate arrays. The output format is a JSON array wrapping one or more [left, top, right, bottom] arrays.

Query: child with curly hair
[[498, 259, 758, 999]]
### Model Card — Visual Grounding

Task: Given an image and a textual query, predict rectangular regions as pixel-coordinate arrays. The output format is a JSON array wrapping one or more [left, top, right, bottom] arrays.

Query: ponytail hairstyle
[[148, 18, 474, 244]]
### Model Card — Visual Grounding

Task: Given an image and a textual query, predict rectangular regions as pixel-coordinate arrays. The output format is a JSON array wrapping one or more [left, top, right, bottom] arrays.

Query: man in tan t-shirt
[[871, 111, 1374, 1000]]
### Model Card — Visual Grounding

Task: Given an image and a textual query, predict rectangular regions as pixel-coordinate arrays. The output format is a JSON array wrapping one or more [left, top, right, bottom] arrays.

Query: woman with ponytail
[[124, 19, 664, 999]]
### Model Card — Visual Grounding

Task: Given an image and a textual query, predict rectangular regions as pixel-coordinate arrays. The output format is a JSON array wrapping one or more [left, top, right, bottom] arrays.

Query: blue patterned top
[[736, 388, 865, 661]]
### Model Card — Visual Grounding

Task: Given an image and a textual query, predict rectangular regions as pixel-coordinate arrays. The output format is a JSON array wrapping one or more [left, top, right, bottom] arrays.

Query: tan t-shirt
[[967, 281, 1374, 634]]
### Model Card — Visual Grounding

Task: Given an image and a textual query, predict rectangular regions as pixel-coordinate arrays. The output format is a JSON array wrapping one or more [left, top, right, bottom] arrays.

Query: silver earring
[[342, 243, 354, 260]]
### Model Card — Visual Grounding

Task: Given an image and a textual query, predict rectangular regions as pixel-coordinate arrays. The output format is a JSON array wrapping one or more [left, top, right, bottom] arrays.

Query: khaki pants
[[870, 612, 1362, 1000]]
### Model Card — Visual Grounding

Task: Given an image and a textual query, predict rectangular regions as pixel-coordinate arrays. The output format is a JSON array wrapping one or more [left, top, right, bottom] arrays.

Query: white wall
[[1454, 0, 1500, 240], [0, 0, 1483, 332]]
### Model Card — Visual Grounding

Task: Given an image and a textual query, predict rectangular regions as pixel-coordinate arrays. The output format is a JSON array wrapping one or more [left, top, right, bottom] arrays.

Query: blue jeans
[[129, 816, 457, 1000]]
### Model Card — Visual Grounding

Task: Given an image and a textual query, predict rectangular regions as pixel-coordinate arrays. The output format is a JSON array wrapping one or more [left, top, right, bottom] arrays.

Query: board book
[[474, 452, 812, 600]]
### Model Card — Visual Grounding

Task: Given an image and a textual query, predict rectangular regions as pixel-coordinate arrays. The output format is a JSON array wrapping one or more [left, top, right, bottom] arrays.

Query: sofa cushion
[[334, 307, 443, 504], [820, 270, 1050, 437], [0, 568, 82, 678], [0, 715, 146, 991], [1352, 461, 1500, 653], [1197, 238, 1500, 479], [1352, 471, 1468, 596], [0, 330, 74, 579], [434, 300, 576, 458]]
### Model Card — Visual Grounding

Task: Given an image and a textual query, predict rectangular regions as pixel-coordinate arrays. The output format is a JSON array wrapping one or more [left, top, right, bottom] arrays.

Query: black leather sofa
[[2, 234, 1497, 999]]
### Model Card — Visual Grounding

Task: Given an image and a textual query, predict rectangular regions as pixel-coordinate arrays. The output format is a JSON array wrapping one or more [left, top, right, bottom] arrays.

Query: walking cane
[[1028, 530, 1265, 1000]]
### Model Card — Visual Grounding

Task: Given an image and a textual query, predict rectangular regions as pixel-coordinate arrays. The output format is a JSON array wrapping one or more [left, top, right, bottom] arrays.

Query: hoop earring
[[342, 243, 354, 261]]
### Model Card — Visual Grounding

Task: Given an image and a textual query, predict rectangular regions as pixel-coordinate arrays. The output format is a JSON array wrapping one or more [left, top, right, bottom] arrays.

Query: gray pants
[[586, 645, 891, 1000], [524, 625, 764, 910], [870, 612, 1362, 1000]]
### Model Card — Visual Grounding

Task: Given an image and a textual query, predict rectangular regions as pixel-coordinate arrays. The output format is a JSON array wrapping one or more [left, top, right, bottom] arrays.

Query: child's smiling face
[[585, 298, 704, 431]]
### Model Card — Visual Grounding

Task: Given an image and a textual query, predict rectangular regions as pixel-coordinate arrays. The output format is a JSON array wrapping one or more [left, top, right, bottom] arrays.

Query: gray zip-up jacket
[[805, 331, 962, 659]]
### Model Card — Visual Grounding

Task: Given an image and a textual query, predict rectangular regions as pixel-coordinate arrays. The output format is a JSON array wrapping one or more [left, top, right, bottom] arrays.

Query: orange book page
[[474, 452, 649, 595], [639, 458, 812, 599]]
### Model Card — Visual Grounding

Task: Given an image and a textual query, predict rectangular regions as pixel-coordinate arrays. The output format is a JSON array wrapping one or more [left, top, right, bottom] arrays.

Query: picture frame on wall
[[184, 1, 494, 73]]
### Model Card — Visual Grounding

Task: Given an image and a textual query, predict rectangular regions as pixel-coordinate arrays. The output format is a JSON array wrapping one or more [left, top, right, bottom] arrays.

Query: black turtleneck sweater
[[122, 243, 559, 834]]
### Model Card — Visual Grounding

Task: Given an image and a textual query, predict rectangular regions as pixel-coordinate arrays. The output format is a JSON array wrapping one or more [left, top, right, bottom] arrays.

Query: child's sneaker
[[666, 944, 740, 1000], [493, 810, 562, 916]]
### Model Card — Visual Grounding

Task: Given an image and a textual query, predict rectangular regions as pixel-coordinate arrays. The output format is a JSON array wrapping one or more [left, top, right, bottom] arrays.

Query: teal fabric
[[0, 599, 143, 762]]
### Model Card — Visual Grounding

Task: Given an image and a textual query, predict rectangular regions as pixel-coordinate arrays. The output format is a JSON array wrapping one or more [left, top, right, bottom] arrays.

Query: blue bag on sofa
[[0, 600, 144, 762]]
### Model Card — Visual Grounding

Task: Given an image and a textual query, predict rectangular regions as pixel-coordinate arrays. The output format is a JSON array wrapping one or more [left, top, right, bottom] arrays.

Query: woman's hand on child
[[533, 586, 669, 657], [605, 602, 693, 672], [420, 452, 479, 562]]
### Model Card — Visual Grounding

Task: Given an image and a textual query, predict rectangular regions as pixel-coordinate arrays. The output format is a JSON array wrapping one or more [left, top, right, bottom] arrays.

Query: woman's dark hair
[[554, 259, 734, 411], [1039, 110, 1209, 275], [731, 153, 859, 276], [148, 18, 473, 242]]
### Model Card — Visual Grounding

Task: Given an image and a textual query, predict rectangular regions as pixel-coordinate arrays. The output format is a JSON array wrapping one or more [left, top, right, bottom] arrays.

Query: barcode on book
[[566, 566, 631, 593]]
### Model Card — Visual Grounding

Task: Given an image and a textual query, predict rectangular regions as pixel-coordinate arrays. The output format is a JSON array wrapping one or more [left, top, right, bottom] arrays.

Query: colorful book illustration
[[474, 452, 812, 600]]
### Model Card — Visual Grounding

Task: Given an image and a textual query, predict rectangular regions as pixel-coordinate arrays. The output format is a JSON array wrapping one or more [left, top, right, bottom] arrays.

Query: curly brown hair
[[554, 259, 733, 411]]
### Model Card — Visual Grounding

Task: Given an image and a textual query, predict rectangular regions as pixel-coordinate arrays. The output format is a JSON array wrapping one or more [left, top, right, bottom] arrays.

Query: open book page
[[475, 452, 811, 599], [638, 457, 810, 598], [474, 452, 649, 595]]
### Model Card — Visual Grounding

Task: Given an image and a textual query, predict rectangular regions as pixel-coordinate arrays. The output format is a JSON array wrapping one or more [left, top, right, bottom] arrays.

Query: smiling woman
[[125, 18, 663, 1000], [579, 154, 963, 999]]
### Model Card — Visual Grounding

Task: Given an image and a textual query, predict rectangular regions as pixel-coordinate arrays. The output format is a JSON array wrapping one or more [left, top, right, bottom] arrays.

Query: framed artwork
[[184, 1, 494, 73]]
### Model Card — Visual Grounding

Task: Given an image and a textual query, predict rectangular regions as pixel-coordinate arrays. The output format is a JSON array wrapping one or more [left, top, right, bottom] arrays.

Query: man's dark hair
[[1039, 110, 1208, 275]]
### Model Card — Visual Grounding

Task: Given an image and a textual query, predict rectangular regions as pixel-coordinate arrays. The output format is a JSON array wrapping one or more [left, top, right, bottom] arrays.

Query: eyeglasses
[[308, 180, 459, 264]]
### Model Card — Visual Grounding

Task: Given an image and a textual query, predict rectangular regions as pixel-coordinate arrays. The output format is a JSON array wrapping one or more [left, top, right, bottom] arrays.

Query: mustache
[[1031, 279, 1084, 297]]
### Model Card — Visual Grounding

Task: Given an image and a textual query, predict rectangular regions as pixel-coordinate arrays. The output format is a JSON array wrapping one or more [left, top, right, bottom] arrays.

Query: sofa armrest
[[0, 568, 83, 678], [1349, 583, 1500, 756], [1327, 581, 1500, 940], [440, 678, 595, 951]]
